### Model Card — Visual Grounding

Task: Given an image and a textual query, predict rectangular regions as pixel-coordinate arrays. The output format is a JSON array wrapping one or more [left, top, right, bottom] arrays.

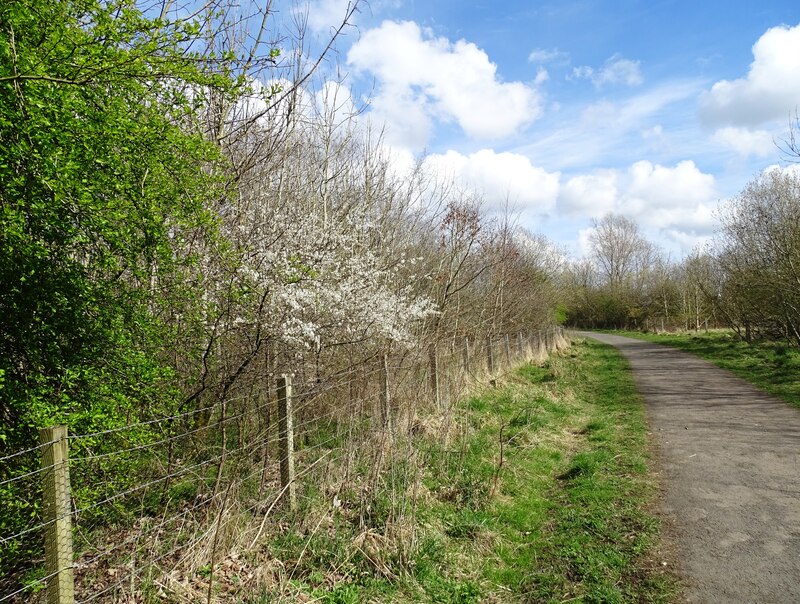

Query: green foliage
[[312, 583, 361, 604], [553, 302, 569, 325], [0, 0, 237, 576], [515, 340, 676, 602]]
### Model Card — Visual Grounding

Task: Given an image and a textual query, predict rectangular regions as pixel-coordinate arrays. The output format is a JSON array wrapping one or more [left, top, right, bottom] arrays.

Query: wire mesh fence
[[0, 328, 566, 603]]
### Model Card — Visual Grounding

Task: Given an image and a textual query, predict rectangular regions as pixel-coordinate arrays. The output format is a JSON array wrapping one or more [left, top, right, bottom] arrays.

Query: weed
[[244, 339, 677, 602]]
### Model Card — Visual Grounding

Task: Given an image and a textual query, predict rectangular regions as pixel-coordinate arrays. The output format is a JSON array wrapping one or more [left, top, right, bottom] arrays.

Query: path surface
[[580, 332, 800, 604]]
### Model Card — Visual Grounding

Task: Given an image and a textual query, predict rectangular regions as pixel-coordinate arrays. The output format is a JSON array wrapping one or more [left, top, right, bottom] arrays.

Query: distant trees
[[564, 168, 800, 345], [589, 214, 655, 288], [678, 252, 717, 331], [566, 213, 663, 329]]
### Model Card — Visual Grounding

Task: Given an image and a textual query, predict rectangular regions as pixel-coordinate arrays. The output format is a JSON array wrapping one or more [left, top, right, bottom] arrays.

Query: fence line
[[0, 327, 566, 603]]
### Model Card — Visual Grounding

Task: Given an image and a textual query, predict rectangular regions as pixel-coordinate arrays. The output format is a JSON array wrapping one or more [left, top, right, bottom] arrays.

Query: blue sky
[[300, 0, 800, 257]]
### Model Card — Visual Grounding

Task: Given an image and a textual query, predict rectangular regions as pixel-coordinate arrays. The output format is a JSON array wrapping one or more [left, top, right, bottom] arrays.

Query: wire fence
[[0, 327, 566, 603]]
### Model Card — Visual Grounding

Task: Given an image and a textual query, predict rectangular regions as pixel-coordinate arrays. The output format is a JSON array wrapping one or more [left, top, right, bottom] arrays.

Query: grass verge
[[247, 338, 678, 603], [611, 330, 800, 409]]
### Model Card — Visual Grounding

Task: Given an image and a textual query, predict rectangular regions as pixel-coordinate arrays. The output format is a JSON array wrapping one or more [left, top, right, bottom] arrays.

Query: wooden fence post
[[276, 375, 296, 511], [428, 343, 440, 409], [504, 334, 511, 366], [40, 425, 74, 604], [381, 354, 391, 431], [516, 332, 524, 358], [486, 335, 494, 374]]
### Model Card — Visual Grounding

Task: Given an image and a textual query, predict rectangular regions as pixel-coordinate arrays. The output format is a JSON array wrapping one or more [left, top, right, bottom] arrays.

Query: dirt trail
[[580, 332, 800, 604]]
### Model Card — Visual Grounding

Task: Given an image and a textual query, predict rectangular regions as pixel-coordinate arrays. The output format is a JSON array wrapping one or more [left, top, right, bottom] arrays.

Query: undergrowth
[[244, 338, 679, 603]]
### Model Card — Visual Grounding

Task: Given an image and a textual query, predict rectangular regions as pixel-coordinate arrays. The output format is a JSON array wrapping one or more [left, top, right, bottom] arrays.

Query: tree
[[711, 169, 800, 342], [678, 252, 717, 331], [589, 213, 654, 288], [579, 213, 659, 328], [0, 0, 242, 575], [0, 0, 243, 442]]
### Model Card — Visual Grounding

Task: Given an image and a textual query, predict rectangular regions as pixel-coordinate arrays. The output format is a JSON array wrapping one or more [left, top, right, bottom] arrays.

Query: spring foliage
[[0, 0, 565, 583]]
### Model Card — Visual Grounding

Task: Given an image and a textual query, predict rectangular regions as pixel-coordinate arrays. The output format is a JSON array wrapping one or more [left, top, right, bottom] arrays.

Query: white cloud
[[362, 88, 434, 150], [648, 204, 717, 233], [383, 144, 417, 179], [347, 20, 542, 149], [699, 23, 800, 127], [572, 54, 643, 88], [424, 149, 560, 213], [301, 0, 356, 33], [627, 160, 716, 211], [534, 67, 550, 86], [600, 56, 644, 87], [528, 47, 570, 65], [558, 170, 619, 215], [661, 229, 713, 254], [558, 160, 718, 231], [516, 80, 702, 171], [712, 126, 775, 158]]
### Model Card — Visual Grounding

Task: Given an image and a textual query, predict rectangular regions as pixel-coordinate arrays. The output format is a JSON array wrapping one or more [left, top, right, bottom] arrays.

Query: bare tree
[[589, 213, 655, 288], [712, 169, 800, 342]]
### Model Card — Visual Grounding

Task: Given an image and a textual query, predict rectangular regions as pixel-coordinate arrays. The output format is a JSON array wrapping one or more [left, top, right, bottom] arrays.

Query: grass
[[247, 338, 679, 603], [611, 329, 800, 409]]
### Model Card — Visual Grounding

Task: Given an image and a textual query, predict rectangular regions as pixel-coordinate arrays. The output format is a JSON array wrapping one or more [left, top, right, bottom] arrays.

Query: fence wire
[[0, 328, 566, 603]]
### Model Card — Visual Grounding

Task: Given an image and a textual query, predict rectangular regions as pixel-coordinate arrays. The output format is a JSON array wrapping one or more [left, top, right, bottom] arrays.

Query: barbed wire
[[0, 440, 52, 465], [0, 464, 48, 489], [1, 328, 565, 602], [75, 433, 344, 603]]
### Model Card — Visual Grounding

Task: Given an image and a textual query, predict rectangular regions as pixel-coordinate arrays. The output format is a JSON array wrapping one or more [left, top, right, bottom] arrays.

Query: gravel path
[[580, 332, 800, 604]]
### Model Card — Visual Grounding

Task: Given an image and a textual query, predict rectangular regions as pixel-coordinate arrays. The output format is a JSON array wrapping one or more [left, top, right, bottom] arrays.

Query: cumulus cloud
[[712, 126, 775, 158], [558, 170, 618, 215], [699, 23, 800, 127], [661, 229, 713, 254], [627, 160, 716, 211], [572, 54, 643, 88], [347, 20, 542, 149], [534, 67, 550, 86], [424, 149, 560, 213], [558, 160, 718, 231]]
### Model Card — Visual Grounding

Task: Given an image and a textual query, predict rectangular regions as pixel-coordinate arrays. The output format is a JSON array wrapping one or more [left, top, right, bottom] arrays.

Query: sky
[[297, 0, 800, 258]]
